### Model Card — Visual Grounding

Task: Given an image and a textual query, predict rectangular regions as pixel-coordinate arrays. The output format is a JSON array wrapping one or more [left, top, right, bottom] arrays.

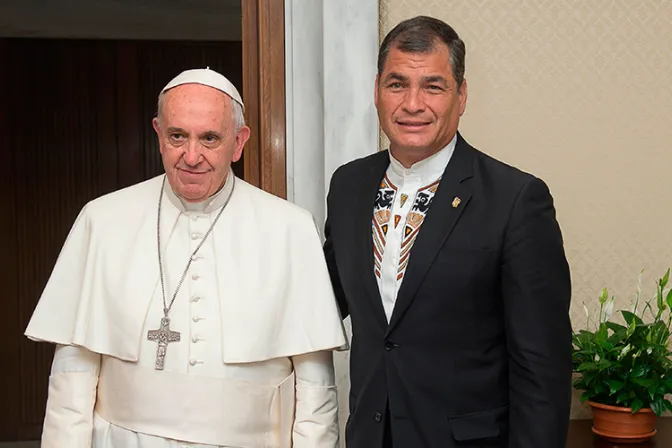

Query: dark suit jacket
[[324, 134, 572, 448]]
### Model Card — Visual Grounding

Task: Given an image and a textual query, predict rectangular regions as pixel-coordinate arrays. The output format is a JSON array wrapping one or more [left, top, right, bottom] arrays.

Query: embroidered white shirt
[[373, 135, 457, 322]]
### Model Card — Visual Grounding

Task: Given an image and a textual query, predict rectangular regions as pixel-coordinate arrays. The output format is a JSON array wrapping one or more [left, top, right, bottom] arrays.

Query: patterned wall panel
[[379, 0, 672, 418]]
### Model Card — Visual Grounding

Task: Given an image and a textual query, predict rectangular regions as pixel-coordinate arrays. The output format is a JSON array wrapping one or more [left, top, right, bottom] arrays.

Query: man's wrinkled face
[[375, 43, 467, 167], [153, 84, 250, 202]]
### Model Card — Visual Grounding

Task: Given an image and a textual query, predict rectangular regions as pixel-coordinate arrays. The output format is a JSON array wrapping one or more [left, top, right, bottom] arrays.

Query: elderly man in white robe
[[24, 68, 347, 448]]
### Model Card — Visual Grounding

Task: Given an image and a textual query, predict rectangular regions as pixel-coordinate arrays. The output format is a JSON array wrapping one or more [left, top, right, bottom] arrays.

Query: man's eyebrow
[[166, 126, 187, 134], [422, 75, 449, 85], [199, 131, 222, 138], [383, 72, 409, 83]]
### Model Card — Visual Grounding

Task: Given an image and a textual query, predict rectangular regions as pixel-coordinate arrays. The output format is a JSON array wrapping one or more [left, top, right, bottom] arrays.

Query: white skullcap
[[160, 67, 244, 111]]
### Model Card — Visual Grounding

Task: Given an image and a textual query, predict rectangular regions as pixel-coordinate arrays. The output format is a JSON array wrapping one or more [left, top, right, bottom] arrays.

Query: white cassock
[[25, 171, 348, 448]]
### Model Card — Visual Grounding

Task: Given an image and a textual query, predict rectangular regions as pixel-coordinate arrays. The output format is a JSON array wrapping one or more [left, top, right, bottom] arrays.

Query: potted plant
[[572, 268, 672, 443]]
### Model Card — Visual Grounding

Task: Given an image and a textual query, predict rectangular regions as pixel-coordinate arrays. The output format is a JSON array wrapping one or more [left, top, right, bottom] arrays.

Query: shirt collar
[[388, 134, 457, 183], [164, 169, 235, 214]]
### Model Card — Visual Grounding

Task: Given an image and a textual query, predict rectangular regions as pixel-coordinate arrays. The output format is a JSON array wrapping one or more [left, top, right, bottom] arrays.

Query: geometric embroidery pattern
[[397, 179, 441, 281], [372, 174, 398, 278]]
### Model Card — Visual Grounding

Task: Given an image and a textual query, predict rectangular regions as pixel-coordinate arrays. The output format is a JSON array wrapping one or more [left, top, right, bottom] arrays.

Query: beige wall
[[379, 0, 672, 419]]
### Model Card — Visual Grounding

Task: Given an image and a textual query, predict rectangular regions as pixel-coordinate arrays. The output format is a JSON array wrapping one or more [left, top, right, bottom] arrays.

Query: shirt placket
[[186, 212, 210, 371]]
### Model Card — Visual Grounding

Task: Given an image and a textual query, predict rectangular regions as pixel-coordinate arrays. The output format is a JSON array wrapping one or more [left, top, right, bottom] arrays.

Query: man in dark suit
[[324, 16, 572, 448]]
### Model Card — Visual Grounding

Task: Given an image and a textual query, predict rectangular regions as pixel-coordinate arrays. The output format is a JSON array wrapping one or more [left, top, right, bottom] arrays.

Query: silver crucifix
[[147, 317, 181, 370]]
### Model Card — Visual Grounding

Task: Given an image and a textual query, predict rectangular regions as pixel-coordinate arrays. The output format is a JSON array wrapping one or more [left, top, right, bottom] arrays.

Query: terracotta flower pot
[[588, 401, 658, 444]]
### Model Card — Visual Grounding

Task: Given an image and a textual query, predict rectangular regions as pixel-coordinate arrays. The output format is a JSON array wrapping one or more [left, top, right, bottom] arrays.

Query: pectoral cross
[[147, 317, 181, 370]]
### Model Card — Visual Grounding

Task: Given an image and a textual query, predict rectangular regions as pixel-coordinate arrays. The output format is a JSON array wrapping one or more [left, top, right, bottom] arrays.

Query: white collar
[[163, 169, 235, 214], [388, 134, 457, 182]]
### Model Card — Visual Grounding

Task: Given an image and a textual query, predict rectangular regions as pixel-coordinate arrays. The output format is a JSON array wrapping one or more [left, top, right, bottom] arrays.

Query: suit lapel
[[353, 151, 390, 329], [386, 135, 475, 334]]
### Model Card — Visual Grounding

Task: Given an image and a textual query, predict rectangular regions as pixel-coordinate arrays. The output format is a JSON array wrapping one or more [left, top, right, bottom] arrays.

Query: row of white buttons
[[188, 228, 205, 370], [190, 288, 204, 363]]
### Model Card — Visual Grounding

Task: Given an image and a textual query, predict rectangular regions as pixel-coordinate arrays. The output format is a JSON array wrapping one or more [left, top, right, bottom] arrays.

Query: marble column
[[284, 1, 379, 445], [285, 0, 379, 226]]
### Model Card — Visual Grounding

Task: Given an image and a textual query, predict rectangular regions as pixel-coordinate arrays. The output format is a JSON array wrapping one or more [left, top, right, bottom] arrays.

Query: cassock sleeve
[[291, 351, 339, 447], [41, 344, 101, 448]]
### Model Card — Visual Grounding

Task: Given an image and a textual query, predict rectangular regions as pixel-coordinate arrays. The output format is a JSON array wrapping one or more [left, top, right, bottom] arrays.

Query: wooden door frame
[[242, 0, 286, 199]]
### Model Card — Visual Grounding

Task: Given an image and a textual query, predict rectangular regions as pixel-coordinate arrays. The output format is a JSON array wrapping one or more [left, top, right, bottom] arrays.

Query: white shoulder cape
[[25, 175, 347, 363]]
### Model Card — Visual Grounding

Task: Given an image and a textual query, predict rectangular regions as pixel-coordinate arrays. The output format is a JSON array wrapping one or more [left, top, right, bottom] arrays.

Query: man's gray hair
[[230, 100, 245, 131], [156, 90, 246, 131]]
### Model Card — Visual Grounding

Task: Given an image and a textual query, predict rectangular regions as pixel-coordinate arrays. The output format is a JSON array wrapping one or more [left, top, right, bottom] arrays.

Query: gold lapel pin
[[452, 197, 461, 208]]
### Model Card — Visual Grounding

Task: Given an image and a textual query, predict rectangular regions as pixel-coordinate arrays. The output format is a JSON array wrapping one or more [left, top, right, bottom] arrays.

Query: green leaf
[[598, 359, 614, 371], [632, 378, 654, 388], [582, 372, 597, 386], [616, 391, 630, 404], [657, 285, 666, 312], [661, 269, 670, 289], [627, 321, 637, 338], [606, 322, 627, 333], [596, 324, 609, 344], [580, 391, 592, 404], [577, 362, 599, 372], [631, 364, 648, 378], [594, 382, 606, 394], [648, 384, 659, 401], [664, 399, 672, 413], [666, 289, 672, 311], [600, 340, 615, 351], [606, 380, 625, 395], [631, 399, 644, 414], [621, 310, 643, 326], [651, 398, 665, 416]]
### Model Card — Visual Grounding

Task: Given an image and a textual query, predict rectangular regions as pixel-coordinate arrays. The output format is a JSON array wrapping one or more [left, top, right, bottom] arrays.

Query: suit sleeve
[[41, 344, 101, 448], [501, 177, 572, 448], [291, 351, 339, 447], [323, 169, 349, 319]]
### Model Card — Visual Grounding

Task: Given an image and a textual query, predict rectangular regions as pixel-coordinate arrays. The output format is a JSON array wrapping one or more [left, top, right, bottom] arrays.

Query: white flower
[[604, 297, 614, 322], [619, 344, 632, 360], [637, 270, 644, 296], [599, 287, 609, 305]]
